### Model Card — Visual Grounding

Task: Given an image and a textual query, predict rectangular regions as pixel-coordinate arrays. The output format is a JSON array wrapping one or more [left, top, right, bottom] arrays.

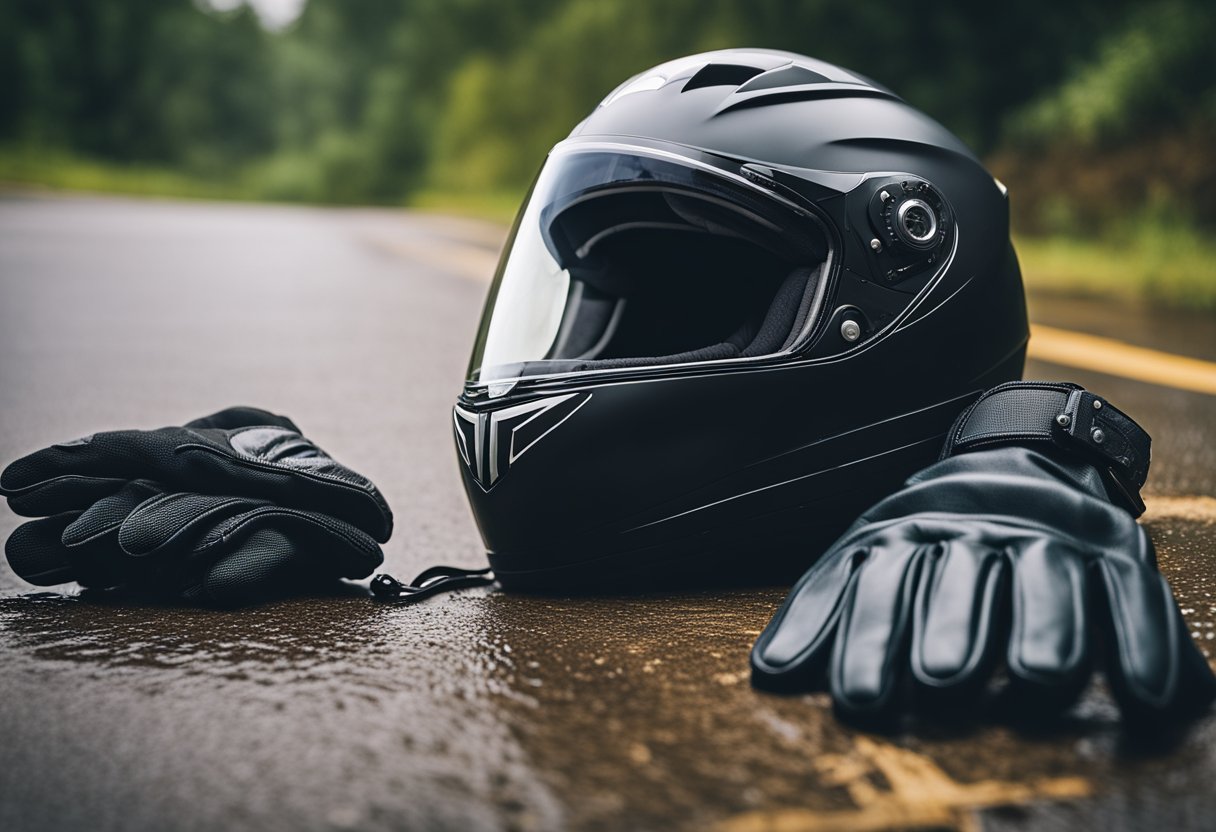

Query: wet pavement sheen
[[1, 194, 1214, 831]]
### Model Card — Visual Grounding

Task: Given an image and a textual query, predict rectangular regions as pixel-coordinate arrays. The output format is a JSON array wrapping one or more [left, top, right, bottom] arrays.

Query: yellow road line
[[1144, 495, 1216, 523], [1029, 324, 1216, 396], [715, 736, 1090, 832]]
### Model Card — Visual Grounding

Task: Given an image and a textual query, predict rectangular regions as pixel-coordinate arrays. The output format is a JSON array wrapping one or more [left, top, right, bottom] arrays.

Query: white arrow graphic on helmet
[[454, 392, 592, 489]]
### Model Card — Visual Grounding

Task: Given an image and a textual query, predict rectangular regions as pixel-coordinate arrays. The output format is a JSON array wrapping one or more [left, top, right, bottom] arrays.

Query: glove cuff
[[942, 381, 1151, 516]]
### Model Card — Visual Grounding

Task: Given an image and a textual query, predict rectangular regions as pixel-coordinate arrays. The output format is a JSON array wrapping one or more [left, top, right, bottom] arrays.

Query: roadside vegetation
[[2, 0, 1213, 308]]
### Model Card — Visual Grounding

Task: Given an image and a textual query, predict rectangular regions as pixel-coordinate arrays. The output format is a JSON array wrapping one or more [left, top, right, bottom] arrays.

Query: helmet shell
[[455, 49, 1027, 589]]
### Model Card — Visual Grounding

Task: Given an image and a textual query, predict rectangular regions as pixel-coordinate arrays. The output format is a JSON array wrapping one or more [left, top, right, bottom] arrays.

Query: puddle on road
[[3, 508, 1216, 830]]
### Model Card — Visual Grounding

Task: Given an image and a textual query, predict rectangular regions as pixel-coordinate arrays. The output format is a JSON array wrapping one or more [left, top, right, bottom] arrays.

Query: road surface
[[1, 192, 1214, 832]]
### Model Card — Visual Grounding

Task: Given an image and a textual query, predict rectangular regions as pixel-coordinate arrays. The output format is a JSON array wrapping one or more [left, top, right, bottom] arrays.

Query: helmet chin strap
[[370, 564, 496, 603]]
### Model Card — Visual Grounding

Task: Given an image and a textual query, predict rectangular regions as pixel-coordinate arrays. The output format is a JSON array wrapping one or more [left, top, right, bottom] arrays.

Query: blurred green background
[[1, 0, 1213, 308]]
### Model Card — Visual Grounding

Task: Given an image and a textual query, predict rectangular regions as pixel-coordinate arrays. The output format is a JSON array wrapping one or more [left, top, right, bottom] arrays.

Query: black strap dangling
[[370, 565, 495, 603]]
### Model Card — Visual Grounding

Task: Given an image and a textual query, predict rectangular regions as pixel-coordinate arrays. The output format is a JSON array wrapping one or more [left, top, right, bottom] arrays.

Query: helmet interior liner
[[572, 263, 821, 370]]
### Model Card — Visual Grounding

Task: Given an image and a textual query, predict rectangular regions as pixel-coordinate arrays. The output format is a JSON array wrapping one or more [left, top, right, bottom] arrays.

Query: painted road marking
[[715, 736, 1090, 832], [1030, 324, 1216, 396], [1146, 495, 1216, 523]]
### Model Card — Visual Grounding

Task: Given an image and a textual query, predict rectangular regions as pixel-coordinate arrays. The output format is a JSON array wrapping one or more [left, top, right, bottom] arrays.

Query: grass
[[0, 147, 256, 202], [406, 188, 522, 224], [1015, 227, 1216, 311], [0, 147, 525, 222]]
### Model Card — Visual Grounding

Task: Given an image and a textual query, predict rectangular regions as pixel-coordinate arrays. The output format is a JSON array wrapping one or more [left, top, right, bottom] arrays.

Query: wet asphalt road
[[1, 192, 1214, 832]]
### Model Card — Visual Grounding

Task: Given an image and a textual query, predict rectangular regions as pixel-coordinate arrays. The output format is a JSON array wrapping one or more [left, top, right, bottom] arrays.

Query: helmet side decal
[[453, 406, 480, 480], [622, 392, 978, 534], [454, 392, 592, 490]]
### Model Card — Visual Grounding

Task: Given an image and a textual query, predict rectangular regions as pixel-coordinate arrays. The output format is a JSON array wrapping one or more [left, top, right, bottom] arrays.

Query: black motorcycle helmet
[[454, 49, 1028, 590]]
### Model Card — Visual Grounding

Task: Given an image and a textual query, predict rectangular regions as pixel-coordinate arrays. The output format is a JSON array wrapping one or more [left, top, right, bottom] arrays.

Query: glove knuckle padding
[[223, 427, 323, 464], [183, 407, 299, 433], [177, 426, 393, 542]]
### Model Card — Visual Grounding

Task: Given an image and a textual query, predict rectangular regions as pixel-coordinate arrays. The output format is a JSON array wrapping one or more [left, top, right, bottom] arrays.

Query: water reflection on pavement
[[4, 511, 1216, 832]]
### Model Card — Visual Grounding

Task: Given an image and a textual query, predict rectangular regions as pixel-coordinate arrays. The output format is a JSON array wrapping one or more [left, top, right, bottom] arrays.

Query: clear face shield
[[466, 143, 831, 386]]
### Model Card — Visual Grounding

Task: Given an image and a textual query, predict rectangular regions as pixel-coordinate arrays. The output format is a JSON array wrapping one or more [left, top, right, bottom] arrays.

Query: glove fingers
[[6, 514, 85, 585], [196, 527, 303, 606], [118, 492, 270, 558], [750, 545, 865, 689], [0, 429, 159, 514], [830, 544, 924, 716], [911, 541, 1008, 695], [198, 505, 384, 579], [6, 513, 129, 588], [3, 474, 133, 518], [1006, 539, 1090, 710], [194, 510, 384, 605], [1095, 558, 1216, 719], [61, 480, 164, 548]]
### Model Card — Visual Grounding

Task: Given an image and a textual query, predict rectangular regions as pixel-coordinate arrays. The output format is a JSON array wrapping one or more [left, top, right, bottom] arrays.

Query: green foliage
[[0, 145, 257, 200], [1, 0, 276, 170], [3, 0, 1214, 279], [1016, 220, 1216, 311], [429, 0, 750, 193], [1009, 0, 1216, 146]]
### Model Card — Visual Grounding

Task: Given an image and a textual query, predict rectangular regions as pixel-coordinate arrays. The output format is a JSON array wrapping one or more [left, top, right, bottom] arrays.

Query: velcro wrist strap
[[942, 381, 1152, 516]]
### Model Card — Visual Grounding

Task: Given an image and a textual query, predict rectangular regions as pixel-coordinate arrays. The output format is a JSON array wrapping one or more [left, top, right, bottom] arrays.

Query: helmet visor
[[467, 143, 829, 384]]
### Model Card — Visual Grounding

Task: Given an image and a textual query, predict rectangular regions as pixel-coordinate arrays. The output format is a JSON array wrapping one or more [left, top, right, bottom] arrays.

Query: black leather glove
[[751, 382, 1216, 724], [2, 408, 390, 605]]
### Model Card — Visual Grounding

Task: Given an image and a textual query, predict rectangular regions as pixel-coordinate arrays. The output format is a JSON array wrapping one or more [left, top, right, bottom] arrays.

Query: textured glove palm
[[1, 408, 391, 605], [751, 445, 1216, 723]]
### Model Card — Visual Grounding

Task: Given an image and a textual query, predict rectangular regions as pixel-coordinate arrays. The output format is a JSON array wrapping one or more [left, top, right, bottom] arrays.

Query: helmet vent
[[736, 64, 833, 93], [682, 63, 766, 92]]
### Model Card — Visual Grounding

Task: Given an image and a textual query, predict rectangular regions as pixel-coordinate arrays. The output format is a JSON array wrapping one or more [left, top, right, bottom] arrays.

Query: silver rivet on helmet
[[840, 320, 861, 342], [1092, 428, 1105, 444], [1056, 414, 1071, 428], [1093, 399, 1103, 410], [869, 238, 882, 252]]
